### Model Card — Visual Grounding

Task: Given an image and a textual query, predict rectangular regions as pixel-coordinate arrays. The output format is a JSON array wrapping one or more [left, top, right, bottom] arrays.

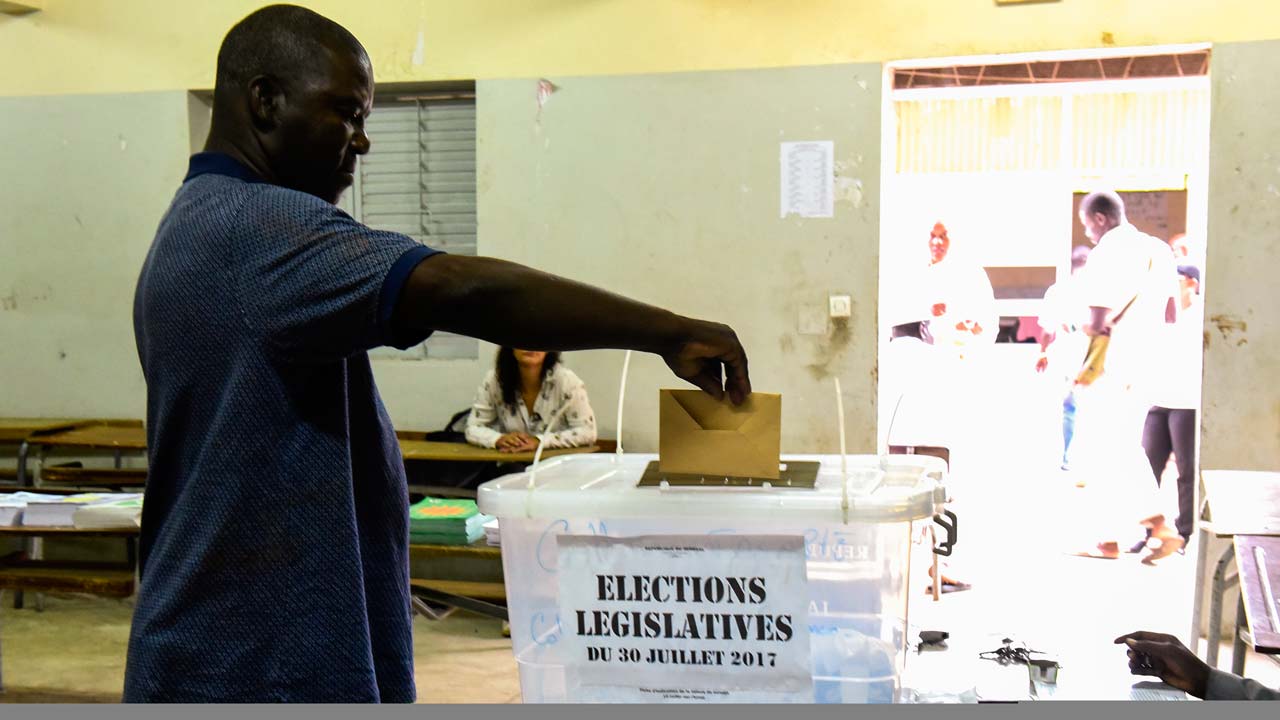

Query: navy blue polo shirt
[[126, 153, 440, 702]]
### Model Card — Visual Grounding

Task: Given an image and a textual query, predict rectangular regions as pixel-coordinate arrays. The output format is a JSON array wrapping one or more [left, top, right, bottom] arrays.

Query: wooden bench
[[409, 579, 507, 621], [38, 465, 147, 489], [408, 540, 506, 621], [0, 560, 134, 598], [0, 528, 137, 692]]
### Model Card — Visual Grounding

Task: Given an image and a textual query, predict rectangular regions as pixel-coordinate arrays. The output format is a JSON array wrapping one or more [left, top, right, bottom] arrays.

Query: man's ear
[[247, 75, 285, 130]]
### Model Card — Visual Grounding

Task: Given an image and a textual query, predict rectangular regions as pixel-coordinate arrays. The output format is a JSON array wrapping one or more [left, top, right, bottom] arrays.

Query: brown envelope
[[658, 390, 782, 480]]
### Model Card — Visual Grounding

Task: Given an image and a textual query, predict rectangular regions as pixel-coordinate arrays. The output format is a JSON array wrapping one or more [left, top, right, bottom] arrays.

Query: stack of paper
[[408, 497, 492, 546], [484, 518, 500, 547], [73, 495, 144, 529], [21, 493, 138, 528], [0, 492, 65, 526]]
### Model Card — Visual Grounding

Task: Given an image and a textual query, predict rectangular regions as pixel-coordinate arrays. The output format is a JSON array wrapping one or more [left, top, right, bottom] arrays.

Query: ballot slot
[[637, 460, 821, 489]]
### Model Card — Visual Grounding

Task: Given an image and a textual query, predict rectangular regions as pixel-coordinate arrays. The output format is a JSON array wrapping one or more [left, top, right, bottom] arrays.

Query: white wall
[[470, 65, 883, 453], [0, 91, 190, 418], [1197, 40, 1280, 638]]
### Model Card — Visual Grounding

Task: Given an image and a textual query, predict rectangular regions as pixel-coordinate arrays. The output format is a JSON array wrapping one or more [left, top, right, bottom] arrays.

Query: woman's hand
[[496, 432, 539, 453]]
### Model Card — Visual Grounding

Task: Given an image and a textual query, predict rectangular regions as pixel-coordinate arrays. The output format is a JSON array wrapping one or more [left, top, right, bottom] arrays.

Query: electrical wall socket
[[828, 294, 852, 319]]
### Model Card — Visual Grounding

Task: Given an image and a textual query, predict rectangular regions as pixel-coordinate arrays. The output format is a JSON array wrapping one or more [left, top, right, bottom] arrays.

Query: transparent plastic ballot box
[[477, 452, 951, 704]]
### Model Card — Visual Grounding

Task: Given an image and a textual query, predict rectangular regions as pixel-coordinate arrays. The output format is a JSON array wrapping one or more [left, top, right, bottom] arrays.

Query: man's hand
[[496, 432, 538, 453], [1035, 356, 1049, 373], [1113, 631, 1211, 698], [661, 319, 751, 405], [932, 302, 947, 318]]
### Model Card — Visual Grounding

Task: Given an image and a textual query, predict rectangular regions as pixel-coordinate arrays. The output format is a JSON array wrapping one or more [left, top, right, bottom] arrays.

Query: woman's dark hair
[[495, 347, 561, 408]]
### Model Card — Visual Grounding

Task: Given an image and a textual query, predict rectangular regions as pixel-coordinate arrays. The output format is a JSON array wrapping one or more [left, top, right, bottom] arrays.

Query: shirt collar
[[1098, 222, 1136, 244], [184, 152, 266, 184]]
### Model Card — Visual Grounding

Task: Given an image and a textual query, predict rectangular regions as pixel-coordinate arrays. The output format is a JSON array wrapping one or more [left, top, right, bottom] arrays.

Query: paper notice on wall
[[557, 534, 813, 703], [780, 141, 834, 218]]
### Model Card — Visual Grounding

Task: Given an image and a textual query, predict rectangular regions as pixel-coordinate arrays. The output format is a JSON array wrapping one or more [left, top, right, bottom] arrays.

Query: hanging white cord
[[834, 377, 849, 525], [524, 398, 575, 518], [615, 350, 632, 457], [882, 393, 905, 471]]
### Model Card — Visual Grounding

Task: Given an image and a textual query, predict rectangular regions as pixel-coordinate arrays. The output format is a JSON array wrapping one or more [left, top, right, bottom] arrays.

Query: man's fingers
[[724, 351, 751, 406], [686, 363, 725, 402]]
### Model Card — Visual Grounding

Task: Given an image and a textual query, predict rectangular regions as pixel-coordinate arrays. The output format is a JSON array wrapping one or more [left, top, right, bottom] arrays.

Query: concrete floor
[[0, 594, 520, 703], [2, 456, 1277, 703], [3, 529, 1278, 703]]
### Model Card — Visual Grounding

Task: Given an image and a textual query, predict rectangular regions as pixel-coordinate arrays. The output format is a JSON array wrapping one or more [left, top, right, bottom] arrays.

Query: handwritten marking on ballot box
[[557, 534, 813, 703]]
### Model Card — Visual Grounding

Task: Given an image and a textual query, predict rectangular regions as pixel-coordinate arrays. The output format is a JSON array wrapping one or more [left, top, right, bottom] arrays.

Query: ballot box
[[477, 452, 949, 703]]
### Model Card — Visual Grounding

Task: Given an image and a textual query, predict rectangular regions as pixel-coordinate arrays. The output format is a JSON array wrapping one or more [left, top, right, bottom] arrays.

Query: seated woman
[[465, 347, 597, 453]]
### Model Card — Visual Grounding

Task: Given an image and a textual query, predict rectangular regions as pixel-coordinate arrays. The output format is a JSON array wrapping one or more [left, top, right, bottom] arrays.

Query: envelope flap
[[668, 390, 757, 431]]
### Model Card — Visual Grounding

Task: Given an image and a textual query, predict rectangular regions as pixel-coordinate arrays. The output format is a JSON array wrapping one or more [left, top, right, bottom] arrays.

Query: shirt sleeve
[[539, 370, 598, 450], [234, 187, 442, 361], [465, 371, 505, 449], [1206, 668, 1280, 700]]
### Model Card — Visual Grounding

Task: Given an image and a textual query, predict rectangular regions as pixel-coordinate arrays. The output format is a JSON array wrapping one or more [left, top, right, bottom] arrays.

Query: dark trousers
[[1141, 406, 1197, 539]]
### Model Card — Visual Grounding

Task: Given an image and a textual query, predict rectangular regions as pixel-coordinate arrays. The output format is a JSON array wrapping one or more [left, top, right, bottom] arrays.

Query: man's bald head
[[215, 4, 367, 100], [1080, 191, 1125, 225], [1078, 190, 1125, 245], [206, 4, 374, 205]]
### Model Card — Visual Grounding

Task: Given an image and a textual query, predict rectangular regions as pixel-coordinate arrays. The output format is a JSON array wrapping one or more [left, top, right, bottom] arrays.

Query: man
[[1068, 191, 1180, 562], [1035, 245, 1092, 472], [127, 5, 750, 702], [922, 222, 997, 361], [1137, 263, 1203, 552], [880, 292, 952, 453], [880, 292, 969, 592], [1115, 631, 1279, 700]]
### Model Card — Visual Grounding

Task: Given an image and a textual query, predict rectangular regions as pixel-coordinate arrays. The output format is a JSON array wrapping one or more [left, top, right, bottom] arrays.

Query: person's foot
[[1072, 541, 1120, 559], [1141, 526, 1185, 565], [1127, 538, 1150, 554], [927, 564, 969, 587]]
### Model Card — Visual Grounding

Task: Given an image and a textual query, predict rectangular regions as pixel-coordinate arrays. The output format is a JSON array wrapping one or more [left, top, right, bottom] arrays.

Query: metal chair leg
[[1207, 544, 1237, 668], [1190, 526, 1210, 654], [1231, 592, 1249, 676]]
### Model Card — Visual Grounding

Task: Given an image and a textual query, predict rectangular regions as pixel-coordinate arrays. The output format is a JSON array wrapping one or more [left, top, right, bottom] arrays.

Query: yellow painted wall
[[3, 0, 1280, 97]]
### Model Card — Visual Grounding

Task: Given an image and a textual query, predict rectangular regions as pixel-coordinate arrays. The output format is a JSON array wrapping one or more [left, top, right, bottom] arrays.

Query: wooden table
[[1191, 470, 1280, 672], [15, 421, 148, 487], [4, 433, 144, 611], [28, 422, 147, 452], [0, 418, 91, 444], [398, 439, 598, 463], [1232, 535, 1280, 671], [0, 525, 139, 538], [1, 418, 102, 491]]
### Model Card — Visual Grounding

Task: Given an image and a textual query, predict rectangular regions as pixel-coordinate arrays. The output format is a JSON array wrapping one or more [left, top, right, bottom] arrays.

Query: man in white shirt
[[1068, 191, 1181, 561], [881, 282, 959, 453], [880, 290, 970, 591], [922, 222, 998, 361]]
